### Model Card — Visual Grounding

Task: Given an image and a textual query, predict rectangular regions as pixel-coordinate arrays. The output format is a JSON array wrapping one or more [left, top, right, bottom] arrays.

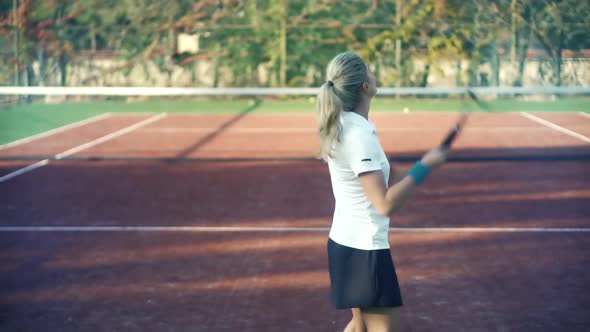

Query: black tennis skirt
[[327, 238, 403, 309]]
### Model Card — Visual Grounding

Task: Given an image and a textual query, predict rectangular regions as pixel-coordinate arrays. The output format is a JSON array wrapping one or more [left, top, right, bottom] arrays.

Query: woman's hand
[[420, 146, 449, 169]]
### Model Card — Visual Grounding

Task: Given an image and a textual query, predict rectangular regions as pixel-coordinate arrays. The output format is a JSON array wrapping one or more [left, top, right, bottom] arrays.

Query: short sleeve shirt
[[327, 111, 391, 250]]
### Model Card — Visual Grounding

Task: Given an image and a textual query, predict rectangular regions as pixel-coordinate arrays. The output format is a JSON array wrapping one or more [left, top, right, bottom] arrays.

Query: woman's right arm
[[359, 146, 448, 217]]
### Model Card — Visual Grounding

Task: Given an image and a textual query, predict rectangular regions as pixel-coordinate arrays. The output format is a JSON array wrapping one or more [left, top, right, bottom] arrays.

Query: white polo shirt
[[328, 111, 391, 250]]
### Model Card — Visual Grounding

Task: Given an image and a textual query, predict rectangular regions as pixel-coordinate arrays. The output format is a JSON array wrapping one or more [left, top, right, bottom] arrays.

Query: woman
[[317, 52, 448, 331]]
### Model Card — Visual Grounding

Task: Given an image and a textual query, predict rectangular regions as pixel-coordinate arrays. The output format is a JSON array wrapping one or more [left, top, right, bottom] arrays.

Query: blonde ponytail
[[316, 52, 368, 160], [317, 82, 343, 159]]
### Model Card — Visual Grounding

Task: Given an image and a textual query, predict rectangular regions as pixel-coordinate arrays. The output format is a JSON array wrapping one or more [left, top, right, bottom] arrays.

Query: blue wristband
[[407, 161, 430, 185]]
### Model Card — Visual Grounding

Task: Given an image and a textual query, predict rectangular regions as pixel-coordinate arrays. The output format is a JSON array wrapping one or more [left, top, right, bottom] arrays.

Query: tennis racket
[[440, 89, 486, 148]]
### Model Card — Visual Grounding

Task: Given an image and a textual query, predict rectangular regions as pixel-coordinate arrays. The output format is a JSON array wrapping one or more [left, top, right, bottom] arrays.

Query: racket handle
[[441, 126, 460, 147]]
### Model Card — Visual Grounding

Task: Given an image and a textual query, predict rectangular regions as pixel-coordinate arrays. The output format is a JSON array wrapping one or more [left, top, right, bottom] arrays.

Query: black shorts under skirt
[[327, 238, 403, 309]]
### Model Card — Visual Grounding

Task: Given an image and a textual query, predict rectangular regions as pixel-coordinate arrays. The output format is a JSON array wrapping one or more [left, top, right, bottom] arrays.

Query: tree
[[527, 0, 590, 86], [360, 0, 456, 87]]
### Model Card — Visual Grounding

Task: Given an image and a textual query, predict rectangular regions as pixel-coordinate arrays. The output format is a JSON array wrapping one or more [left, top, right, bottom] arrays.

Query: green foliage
[[0, 0, 587, 87]]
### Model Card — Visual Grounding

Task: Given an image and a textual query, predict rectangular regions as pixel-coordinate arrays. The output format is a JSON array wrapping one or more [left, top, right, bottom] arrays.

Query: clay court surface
[[1, 111, 589, 331]]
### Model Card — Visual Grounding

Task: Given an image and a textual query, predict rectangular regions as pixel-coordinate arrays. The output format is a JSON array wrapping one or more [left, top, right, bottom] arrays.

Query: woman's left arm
[[389, 163, 406, 185]]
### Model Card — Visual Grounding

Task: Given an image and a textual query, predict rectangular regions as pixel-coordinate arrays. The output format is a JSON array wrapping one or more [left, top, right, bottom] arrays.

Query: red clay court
[[1, 111, 589, 331]]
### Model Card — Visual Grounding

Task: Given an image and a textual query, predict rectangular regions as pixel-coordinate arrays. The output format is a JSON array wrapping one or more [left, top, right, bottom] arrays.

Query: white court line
[[141, 127, 316, 133], [116, 111, 465, 116], [55, 113, 167, 159], [579, 112, 590, 119], [139, 127, 550, 134], [175, 111, 483, 116], [520, 112, 590, 143], [0, 113, 167, 183], [0, 226, 588, 233], [0, 160, 49, 183], [109, 112, 161, 116], [0, 113, 111, 150]]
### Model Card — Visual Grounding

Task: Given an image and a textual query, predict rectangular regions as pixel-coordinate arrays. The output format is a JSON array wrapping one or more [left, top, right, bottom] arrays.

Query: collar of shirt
[[341, 111, 376, 134]]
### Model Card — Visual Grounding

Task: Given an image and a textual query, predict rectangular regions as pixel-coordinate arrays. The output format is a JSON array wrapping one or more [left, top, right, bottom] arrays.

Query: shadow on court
[[1, 229, 589, 331], [1, 144, 589, 330], [0, 145, 590, 163], [1, 151, 589, 229], [172, 99, 262, 159]]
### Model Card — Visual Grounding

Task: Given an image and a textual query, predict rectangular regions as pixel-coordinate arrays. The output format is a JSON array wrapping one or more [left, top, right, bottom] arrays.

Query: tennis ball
[[403, 107, 410, 113], [248, 99, 256, 106]]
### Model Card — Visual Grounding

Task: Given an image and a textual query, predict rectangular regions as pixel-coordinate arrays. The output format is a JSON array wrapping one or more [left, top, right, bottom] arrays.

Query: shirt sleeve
[[343, 130, 383, 176]]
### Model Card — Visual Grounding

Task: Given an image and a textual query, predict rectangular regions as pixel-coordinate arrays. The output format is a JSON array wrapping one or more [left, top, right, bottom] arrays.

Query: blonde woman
[[317, 52, 448, 332]]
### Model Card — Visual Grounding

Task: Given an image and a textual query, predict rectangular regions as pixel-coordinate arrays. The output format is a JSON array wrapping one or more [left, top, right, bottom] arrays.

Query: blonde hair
[[317, 52, 368, 160]]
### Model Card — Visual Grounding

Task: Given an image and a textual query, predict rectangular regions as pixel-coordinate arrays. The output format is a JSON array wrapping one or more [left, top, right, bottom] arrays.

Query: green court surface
[[1, 97, 589, 145]]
